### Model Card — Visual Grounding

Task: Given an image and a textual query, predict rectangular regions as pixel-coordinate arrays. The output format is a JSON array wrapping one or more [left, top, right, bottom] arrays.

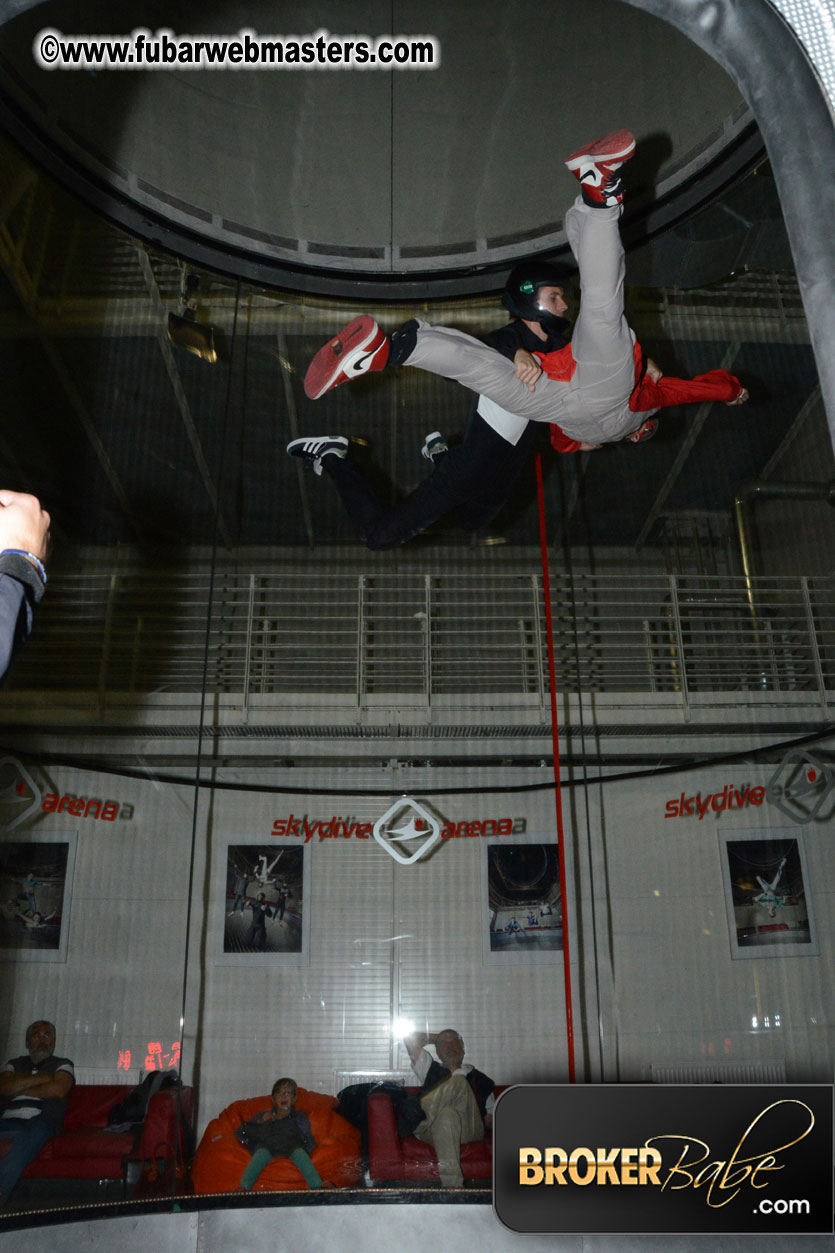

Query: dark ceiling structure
[[0, 0, 761, 296], [0, 0, 828, 565]]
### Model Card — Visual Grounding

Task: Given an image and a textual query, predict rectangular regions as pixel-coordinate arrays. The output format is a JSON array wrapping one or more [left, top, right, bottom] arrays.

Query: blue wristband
[[0, 549, 47, 586]]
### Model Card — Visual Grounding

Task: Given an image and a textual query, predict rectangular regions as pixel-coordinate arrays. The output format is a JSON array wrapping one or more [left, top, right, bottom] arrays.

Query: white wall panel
[[597, 761, 832, 1083], [0, 768, 193, 1079], [189, 788, 409, 1129], [0, 749, 832, 1145]]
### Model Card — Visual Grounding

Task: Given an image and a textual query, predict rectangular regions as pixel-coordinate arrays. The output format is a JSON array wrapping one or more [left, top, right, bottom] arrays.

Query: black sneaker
[[421, 431, 449, 463], [287, 435, 349, 476], [389, 318, 420, 367]]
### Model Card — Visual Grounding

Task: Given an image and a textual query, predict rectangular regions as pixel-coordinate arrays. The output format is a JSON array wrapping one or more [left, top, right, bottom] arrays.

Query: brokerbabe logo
[[494, 1084, 833, 1235]]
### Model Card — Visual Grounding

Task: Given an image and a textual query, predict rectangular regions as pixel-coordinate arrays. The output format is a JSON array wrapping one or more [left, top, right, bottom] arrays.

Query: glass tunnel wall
[[0, 141, 833, 1216], [0, 24, 834, 1229]]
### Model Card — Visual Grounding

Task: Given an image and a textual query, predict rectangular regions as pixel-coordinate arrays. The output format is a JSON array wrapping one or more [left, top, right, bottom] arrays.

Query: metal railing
[[6, 570, 834, 713]]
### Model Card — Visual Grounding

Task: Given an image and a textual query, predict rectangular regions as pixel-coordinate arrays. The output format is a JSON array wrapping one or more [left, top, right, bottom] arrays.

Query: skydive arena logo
[[372, 797, 440, 865]]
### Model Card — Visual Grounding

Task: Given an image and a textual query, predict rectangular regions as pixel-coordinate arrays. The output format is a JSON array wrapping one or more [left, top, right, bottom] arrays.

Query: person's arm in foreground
[[0, 491, 50, 680]]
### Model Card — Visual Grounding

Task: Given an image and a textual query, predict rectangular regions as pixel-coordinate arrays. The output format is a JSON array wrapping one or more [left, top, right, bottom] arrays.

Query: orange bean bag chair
[[191, 1088, 362, 1193]]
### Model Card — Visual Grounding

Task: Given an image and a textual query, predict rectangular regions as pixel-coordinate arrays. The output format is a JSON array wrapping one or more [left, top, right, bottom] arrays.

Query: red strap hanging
[[535, 453, 575, 1083]]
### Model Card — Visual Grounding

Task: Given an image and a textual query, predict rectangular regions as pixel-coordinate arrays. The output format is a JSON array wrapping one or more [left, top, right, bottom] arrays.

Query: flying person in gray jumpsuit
[[299, 132, 649, 437], [291, 130, 747, 543]]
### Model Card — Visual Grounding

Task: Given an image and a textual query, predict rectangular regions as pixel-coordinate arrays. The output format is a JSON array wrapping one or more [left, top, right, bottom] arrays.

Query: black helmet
[[501, 259, 573, 331]]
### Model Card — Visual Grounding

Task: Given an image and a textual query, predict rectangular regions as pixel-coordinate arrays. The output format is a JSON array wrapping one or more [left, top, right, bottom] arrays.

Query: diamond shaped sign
[[766, 749, 835, 824], [0, 756, 42, 831], [373, 797, 441, 865]]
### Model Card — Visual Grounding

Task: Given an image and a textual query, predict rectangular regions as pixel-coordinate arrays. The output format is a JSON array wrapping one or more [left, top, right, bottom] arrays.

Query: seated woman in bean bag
[[191, 1079, 362, 1193]]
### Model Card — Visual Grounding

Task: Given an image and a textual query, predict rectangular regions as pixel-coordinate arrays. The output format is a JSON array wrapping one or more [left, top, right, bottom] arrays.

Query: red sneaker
[[565, 130, 636, 207], [304, 315, 390, 399]]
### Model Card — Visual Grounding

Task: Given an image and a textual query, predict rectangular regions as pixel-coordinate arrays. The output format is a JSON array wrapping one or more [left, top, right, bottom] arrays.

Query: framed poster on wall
[[719, 829, 819, 959], [216, 840, 310, 966], [0, 832, 77, 962], [483, 839, 563, 963]]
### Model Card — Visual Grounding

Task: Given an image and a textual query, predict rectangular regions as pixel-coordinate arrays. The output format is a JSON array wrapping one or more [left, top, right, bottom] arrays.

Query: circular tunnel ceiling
[[0, 0, 761, 297]]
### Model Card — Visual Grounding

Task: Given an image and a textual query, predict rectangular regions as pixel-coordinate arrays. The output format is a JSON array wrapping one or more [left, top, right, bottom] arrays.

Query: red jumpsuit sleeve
[[630, 369, 743, 411], [534, 344, 576, 382], [549, 425, 583, 455]]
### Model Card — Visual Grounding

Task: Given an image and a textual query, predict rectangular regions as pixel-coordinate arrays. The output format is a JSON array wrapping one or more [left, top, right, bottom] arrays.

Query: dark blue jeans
[[324, 411, 542, 550], [0, 1116, 54, 1195]]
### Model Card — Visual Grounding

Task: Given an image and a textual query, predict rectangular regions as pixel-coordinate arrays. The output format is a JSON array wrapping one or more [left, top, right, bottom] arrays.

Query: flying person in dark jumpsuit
[[288, 260, 573, 550]]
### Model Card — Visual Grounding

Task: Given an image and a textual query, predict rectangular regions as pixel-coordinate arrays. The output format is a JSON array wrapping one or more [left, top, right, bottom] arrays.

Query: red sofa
[[367, 1085, 505, 1185], [0, 1082, 194, 1195]]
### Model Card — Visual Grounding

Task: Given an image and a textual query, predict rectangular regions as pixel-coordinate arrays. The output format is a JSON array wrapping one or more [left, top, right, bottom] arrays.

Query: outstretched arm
[[631, 364, 749, 413], [403, 1031, 436, 1064], [0, 491, 50, 565], [647, 358, 749, 406]]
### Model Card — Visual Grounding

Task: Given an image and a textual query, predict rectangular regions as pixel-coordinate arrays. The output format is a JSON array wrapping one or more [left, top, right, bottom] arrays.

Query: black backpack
[[106, 1068, 181, 1132]]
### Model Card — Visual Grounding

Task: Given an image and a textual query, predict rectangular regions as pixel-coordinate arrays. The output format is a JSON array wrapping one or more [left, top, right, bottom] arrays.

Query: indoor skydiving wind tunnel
[[0, 0, 835, 1246]]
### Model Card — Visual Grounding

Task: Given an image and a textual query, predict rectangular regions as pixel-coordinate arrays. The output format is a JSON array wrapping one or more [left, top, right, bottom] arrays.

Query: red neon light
[[116, 1042, 181, 1072]]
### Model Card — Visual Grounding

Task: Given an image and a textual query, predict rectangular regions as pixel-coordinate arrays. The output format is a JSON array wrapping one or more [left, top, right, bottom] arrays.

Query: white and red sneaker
[[304, 315, 390, 399], [565, 130, 636, 208], [626, 416, 659, 444]]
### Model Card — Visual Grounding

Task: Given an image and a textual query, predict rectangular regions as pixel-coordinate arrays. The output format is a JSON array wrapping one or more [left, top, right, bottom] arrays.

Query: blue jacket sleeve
[[0, 575, 27, 682], [0, 553, 45, 683]]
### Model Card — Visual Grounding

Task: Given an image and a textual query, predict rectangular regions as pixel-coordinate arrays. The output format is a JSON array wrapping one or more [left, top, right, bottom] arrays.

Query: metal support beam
[[277, 327, 315, 548], [761, 384, 823, 478], [34, 329, 147, 539], [0, 162, 36, 235], [137, 247, 232, 547], [633, 342, 741, 550]]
